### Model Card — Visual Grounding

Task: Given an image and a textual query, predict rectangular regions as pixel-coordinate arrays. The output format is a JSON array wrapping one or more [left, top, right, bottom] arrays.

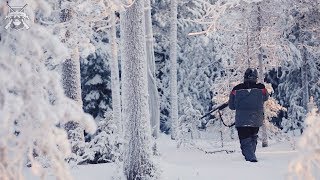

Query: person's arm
[[228, 89, 236, 110], [261, 85, 269, 101]]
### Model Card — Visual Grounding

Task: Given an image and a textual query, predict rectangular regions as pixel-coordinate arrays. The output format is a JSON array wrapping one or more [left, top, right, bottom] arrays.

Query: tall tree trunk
[[110, 11, 122, 135], [145, 0, 160, 138], [60, 6, 84, 155], [62, 48, 82, 104], [170, 0, 179, 140], [301, 46, 309, 112], [62, 47, 85, 153], [120, 0, 158, 179], [256, 2, 268, 147]]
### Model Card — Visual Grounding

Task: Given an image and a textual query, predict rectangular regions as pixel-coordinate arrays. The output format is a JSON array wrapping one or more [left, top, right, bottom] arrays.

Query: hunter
[[228, 68, 269, 162]]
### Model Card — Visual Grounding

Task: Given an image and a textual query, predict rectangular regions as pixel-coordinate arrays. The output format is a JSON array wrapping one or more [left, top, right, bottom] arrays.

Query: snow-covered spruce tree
[[177, 97, 202, 148], [277, 67, 306, 135], [79, 3, 125, 164], [151, 0, 221, 134], [145, 0, 160, 139], [80, 6, 123, 165], [48, 0, 113, 161], [177, 0, 220, 130], [79, 112, 122, 164], [120, 0, 159, 179], [288, 103, 320, 180], [0, 1, 96, 179], [169, 0, 179, 140], [81, 51, 112, 120], [276, 0, 320, 134]]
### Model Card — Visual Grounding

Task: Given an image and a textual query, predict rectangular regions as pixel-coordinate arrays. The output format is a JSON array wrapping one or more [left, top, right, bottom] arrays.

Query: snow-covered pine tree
[[0, 0, 95, 179], [120, 0, 159, 179]]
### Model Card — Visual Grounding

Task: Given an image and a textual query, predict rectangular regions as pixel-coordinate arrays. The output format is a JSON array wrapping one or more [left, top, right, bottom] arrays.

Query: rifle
[[200, 102, 235, 128], [200, 102, 228, 120]]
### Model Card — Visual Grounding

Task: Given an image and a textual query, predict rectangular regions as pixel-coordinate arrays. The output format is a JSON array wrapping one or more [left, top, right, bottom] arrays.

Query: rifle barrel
[[199, 102, 228, 120]]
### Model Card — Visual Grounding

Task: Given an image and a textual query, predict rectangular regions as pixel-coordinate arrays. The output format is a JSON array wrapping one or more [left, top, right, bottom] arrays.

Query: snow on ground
[[25, 134, 297, 180], [157, 135, 296, 180]]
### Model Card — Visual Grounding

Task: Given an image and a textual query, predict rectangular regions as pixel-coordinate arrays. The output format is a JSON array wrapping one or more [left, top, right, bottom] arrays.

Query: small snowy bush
[[177, 98, 202, 148], [79, 112, 122, 164], [289, 106, 320, 180]]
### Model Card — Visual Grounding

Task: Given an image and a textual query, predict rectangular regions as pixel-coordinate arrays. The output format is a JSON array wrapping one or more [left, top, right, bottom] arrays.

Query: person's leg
[[251, 127, 259, 154], [237, 127, 249, 156], [237, 127, 252, 139], [237, 127, 257, 162], [245, 127, 259, 162]]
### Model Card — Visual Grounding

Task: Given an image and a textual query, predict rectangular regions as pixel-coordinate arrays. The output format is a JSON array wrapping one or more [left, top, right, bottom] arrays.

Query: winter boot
[[240, 137, 257, 162]]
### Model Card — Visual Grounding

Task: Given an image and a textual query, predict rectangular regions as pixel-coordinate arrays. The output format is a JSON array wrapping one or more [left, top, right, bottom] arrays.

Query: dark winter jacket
[[228, 82, 269, 127]]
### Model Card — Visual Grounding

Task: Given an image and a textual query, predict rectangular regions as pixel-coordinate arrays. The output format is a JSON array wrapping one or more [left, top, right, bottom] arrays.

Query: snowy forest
[[1, 0, 320, 179]]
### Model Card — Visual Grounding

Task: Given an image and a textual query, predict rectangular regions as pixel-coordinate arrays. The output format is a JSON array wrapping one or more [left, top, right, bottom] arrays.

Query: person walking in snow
[[228, 68, 269, 162]]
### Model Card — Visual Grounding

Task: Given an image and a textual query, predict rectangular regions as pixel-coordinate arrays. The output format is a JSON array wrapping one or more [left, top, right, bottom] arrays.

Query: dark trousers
[[237, 127, 259, 140], [236, 127, 259, 162]]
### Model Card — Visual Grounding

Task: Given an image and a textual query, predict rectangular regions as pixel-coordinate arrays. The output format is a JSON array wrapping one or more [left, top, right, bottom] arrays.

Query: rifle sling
[[218, 110, 235, 128]]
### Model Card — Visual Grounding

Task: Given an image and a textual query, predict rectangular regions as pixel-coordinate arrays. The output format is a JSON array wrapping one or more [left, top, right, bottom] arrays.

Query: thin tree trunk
[[256, 2, 268, 147], [110, 11, 122, 135], [301, 46, 309, 134], [170, 0, 179, 140], [301, 46, 309, 111], [120, 0, 158, 178], [145, 0, 160, 138]]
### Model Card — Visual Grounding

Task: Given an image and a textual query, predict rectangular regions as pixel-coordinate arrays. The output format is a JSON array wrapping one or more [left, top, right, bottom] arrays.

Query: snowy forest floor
[[25, 134, 298, 180], [155, 135, 297, 180]]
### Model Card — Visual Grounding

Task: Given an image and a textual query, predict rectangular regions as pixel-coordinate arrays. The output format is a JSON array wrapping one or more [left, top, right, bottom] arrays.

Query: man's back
[[229, 82, 268, 127]]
